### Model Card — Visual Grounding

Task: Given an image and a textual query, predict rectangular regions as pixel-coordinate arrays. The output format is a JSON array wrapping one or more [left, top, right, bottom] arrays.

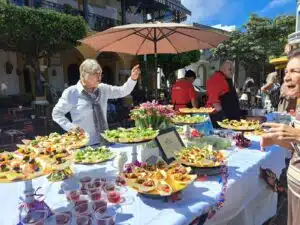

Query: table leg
[[132, 144, 138, 163]]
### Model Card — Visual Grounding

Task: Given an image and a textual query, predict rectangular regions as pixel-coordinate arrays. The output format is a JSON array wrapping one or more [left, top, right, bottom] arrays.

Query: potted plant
[[130, 101, 175, 130]]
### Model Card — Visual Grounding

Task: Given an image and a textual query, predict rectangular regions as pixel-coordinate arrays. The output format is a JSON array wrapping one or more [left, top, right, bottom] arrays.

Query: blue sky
[[181, 0, 297, 31]]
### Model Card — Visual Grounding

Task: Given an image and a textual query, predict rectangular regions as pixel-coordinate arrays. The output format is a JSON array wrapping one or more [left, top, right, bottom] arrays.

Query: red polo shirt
[[206, 71, 229, 107], [171, 79, 197, 110]]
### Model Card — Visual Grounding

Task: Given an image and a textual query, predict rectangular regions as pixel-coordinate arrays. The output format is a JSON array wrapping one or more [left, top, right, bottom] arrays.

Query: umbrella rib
[[155, 28, 164, 40], [164, 27, 216, 48], [156, 30, 177, 42], [95, 28, 147, 52], [135, 28, 153, 55], [134, 28, 156, 42], [147, 28, 154, 40], [159, 27, 180, 54]]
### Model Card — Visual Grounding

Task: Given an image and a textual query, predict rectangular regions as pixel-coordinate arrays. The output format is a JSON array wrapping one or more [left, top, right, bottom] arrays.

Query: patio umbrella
[[79, 22, 229, 96]]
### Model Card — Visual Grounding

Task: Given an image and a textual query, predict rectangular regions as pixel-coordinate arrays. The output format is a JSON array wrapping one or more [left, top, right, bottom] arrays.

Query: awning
[[269, 56, 288, 65], [76, 44, 98, 59], [269, 56, 288, 70]]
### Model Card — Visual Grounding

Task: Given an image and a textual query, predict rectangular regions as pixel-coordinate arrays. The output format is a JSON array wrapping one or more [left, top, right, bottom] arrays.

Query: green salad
[[190, 136, 232, 150], [74, 146, 115, 164], [47, 168, 73, 182], [102, 127, 159, 143], [172, 115, 208, 124]]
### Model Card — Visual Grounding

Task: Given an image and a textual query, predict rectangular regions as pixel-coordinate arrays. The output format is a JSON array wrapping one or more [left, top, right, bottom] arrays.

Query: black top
[[219, 74, 241, 120]]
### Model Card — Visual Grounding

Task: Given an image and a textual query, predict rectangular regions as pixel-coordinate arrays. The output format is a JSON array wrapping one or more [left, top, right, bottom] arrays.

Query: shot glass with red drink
[[74, 200, 92, 219], [79, 176, 92, 195], [92, 199, 108, 213], [95, 206, 118, 225], [93, 178, 102, 188], [45, 212, 71, 225], [89, 190, 102, 201], [76, 215, 91, 225]]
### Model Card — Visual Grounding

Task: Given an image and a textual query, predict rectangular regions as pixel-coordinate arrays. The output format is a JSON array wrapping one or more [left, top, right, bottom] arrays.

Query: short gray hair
[[79, 59, 102, 80], [266, 72, 278, 84], [220, 60, 233, 68]]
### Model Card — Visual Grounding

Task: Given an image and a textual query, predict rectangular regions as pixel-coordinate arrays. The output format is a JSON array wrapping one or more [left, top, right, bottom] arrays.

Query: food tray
[[127, 175, 196, 198], [74, 153, 116, 165]]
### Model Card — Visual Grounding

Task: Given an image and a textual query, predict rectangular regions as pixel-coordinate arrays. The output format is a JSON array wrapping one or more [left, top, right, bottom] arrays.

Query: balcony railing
[[35, 0, 82, 16], [288, 31, 300, 45], [9, 0, 25, 6], [88, 13, 121, 32], [10, 0, 137, 32]]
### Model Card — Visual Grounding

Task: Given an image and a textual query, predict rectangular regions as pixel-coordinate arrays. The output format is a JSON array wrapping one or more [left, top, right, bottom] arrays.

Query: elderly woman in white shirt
[[52, 59, 141, 145]]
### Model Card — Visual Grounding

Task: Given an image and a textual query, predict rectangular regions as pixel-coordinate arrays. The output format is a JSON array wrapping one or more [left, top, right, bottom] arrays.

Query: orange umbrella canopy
[[79, 22, 229, 55]]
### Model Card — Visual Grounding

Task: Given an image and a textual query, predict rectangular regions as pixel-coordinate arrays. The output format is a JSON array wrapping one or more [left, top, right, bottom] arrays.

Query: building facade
[[288, 0, 300, 47], [2, 0, 190, 99]]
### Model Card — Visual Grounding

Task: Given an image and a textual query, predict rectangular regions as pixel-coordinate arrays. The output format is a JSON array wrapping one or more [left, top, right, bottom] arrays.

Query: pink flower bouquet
[[130, 101, 175, 130]]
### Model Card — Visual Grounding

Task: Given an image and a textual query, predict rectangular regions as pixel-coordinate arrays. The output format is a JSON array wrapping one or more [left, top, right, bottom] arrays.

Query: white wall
[[176, 56, 247, 89], [47, 65, 65, 92], [237, 64, 246, 89], [176, 60, 213, 86], [0, 50, 19, 95], [196, 65, 205, 86]]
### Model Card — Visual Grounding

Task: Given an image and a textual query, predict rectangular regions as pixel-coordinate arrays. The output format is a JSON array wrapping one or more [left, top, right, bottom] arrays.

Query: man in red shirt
[[206, 60, 240, 127], [171, 70, 198, 110]]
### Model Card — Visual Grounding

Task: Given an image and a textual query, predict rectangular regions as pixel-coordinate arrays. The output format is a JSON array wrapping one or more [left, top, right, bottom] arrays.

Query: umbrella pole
[[154, 53, 158, 100], [154, 28, 158, 100]]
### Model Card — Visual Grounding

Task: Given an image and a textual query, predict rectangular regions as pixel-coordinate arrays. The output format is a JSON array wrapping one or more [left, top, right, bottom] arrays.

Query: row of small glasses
[[51, 176, 131, 224], [77, 176, 129, 204], [21, 176, 131, 225], [43, 204, 119, 225]]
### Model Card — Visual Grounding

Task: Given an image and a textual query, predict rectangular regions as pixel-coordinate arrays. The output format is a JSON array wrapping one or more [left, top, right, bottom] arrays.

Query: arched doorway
[[102, 66, 114, 85], [68, 64, 80, 86], [97, 52, 123, 85], [23, 68, 32, 94]]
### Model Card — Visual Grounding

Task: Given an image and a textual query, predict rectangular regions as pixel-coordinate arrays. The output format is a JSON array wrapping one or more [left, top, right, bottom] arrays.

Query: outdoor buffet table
[[0, 139, 286, 225]]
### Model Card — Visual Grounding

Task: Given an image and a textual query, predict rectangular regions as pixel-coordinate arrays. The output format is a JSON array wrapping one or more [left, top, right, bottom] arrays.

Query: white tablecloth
[[0, 140, 286, 225]]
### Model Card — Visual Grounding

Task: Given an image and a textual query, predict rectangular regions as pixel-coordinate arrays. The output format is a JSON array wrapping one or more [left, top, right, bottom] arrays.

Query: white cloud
[[260, 0, 293, 13], [212, 24, 236, 32], [181, 0, 228, 24]]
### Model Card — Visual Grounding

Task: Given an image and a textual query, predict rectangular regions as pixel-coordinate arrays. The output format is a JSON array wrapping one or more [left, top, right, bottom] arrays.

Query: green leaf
[[0, 3, 88, 95]]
